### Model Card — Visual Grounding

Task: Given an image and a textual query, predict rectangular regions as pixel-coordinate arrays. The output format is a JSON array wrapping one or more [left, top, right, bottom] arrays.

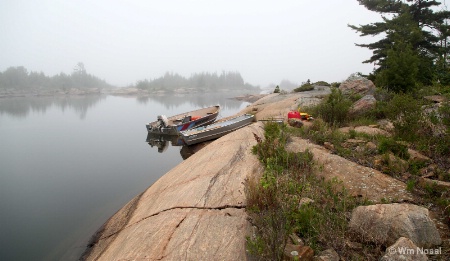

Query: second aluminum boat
[[180, 114, 255, 145]]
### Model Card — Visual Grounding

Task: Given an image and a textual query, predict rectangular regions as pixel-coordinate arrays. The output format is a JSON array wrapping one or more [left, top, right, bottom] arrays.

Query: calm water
[[0, 92, 250, 261]]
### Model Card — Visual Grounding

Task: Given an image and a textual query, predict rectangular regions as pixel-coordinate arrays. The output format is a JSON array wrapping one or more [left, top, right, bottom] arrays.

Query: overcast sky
[[1, 0, 387, 87]]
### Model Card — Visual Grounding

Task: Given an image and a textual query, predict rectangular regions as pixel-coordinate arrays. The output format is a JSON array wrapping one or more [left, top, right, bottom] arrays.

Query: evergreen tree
[[376, 39, 420, 92], [349, 0, 450, 88], [274, 85, 280, 93]]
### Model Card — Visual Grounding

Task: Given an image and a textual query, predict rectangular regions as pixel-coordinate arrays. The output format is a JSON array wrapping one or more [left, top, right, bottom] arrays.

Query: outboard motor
[[182, 115, 192, 123], [157, 115, 169, 128]]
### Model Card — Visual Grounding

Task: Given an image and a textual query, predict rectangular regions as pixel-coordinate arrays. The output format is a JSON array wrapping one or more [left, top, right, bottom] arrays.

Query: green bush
[[312, 88, 352, 127], [377, 137, 409, 160], [384, 93, 426, 142], [293, 83, 314, 92], [406, 179, 416, 192], [330, 82, 341, 88], [304, 119, 330, 145], [247, 122, 315, 260], [314, 81, 330, 86], [439, 100, 450, 128], [246, 122, 366, 259]]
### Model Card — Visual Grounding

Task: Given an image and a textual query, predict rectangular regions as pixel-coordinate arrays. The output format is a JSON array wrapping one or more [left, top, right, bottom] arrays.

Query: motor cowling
[[157, 115, 169, 127]]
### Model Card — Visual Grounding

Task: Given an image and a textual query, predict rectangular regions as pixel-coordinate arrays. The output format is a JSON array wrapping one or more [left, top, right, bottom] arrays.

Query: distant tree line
[[134, 71, 258, 91], [0, 64, 113, 91]]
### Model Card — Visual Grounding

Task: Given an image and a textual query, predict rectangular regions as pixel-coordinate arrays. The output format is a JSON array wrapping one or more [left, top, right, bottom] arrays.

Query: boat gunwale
[[180, 114, 254, 136], [145, 105, 220, 134], [145, 105, 220, 128]]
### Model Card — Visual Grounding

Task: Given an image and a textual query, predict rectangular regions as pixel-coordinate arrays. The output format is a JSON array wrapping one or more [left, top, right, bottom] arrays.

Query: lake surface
[[0, 92, 250, 261]]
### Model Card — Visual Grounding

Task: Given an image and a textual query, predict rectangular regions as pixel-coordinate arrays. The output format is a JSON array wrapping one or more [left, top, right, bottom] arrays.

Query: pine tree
[[376, 39, 420, 92], [349, 0, 450, 87], [274, 85, 280, 93]]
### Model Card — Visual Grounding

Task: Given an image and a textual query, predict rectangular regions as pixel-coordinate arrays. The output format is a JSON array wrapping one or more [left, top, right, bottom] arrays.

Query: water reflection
[[146, 133, 184, 153], [0, 91, 252, 119], [0, 92, 250, 261], [136, 91, 247, 111], [0, 95, 105, 119], [145, 133, 207, 160]]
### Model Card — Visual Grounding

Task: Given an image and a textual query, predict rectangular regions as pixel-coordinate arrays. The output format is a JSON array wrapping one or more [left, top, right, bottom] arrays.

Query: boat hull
[[180, 114, 254, 145], [146, 105, 220, 135]]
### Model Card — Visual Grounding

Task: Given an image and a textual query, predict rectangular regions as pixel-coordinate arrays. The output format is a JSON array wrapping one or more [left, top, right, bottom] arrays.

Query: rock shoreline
[[81, 90, 447, 260], [82, 121, 265, 260]]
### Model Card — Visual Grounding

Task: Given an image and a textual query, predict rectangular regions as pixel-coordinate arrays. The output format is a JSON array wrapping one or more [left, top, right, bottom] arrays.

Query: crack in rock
[[200, 144, 246, 206], [156, 215, 187, 260], [98, 205, 246, 241]]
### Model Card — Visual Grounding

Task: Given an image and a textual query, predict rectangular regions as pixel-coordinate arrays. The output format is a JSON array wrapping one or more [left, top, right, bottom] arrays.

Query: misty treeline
[[350, 0, 450, 92], [134, 71, 258, 91], [0, 64, 112, 91]]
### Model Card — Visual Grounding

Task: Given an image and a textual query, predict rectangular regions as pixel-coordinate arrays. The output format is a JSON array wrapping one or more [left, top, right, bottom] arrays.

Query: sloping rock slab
[[243, 91, 329, 121], [286, 137, 413, 202], [339, 126, 391, 136], [84, 123, 265, 260], [91, 208, 248, 261]]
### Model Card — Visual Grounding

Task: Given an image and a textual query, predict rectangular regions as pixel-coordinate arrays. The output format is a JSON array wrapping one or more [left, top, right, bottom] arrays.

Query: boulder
[[345, 241, 363, 250], [422, 103, 442, 117], [343, 139, 366, 148], [407, 149, 431, 165], [424, 95, 447, 103], [422, 103, 448, 136], [380, 237, 428, 261], [373, 153, 409, 174], [378, 119, 395, 132], [349, 203, 442, 247], [366, 141, 377, 151], [349, 95, 377, 116], [420, 164, 437, 178], [289, 233, 304, 246], [314, 248, 339, 261], [299, 197, 314, 208], [323, 142, 334, 151], [284, 244, 314, 261], [339, 78, 376, 96], [355, 126, 391, 136], [418, 177, 450, 191], [288, 118, 304, 128], [337, 126, 354, 133]]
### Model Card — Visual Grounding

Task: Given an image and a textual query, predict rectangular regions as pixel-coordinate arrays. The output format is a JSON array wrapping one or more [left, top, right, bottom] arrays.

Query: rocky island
[[82, 79, 449, 260]]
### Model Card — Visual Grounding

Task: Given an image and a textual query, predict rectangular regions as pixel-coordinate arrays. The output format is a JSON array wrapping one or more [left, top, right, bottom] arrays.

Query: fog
[[1, 0, 383, 87]]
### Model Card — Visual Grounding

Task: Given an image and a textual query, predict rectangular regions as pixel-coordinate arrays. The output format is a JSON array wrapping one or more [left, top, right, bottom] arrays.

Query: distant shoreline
[[0, 87, 260, 98]]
